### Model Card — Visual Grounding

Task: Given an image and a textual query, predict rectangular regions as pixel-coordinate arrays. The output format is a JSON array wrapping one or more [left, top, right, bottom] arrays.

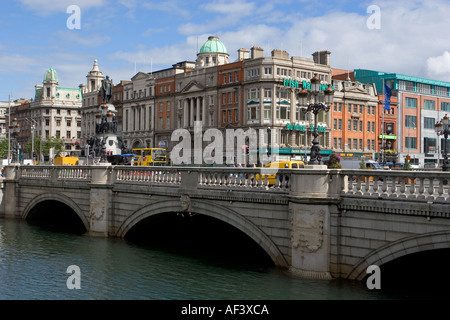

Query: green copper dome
[[199, 36, 228, 54], [44, 67, 58, 82]]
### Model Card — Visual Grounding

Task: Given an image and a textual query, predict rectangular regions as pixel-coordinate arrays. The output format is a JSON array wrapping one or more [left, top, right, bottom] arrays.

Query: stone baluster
[[427, 177, 435, 200], [417, 177, 425, 199]]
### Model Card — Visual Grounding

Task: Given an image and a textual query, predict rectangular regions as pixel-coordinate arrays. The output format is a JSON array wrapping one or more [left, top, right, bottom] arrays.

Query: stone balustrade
[[340, 170, 450, 202], [5, 165, 450, 203]]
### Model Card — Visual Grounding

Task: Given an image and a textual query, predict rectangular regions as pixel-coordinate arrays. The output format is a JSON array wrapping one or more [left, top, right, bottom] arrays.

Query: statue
[[101, 75, 113, 104]]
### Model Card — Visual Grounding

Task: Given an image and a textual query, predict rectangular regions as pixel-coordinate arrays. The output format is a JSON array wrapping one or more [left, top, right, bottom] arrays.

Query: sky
[[1, 0, 450, 102]]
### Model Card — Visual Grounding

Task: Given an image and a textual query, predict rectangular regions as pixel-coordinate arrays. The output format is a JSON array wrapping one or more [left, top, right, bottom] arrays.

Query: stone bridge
[[1, 164, 450, 281]]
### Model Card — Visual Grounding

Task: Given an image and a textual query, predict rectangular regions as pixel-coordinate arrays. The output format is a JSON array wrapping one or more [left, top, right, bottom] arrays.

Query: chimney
[[271, 49, 290, 60], [251, 46, 264, 59], [237, 48, 250, 61], [312, 50, 331, 66]]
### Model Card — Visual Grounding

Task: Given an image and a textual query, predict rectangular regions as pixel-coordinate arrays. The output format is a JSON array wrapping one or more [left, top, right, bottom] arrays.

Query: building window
[[399, 80, 415, 91], [405, 97, 417, 108], [348, 120, 351, 131], [67, 131, 71, 139], [353, 138, 357, 150], [277, 104, 290, 120], [435, 86, 448, 96], [338, 138, 342, 149], [264, 105, 271, 120], [67, 119, 71, 127], [338, 119, 342, 130], [264, 88, 272, 99], [424, 117, 435, 129], [441, 102, 450, 112], [359, 139, 363, 150], [405, 137, 417, 149], [359, 120, 363, 131], [56, 119, 61, 126], [353, 120, 358, 131], [247, 105, 259, 121], [333, 119, 337, 130], [333, 138, 337, 149], [424, 99, 435, 110], [417, 83, 431, 94], [264, 67, 272, 75], [424, 137, 436, 153], [248, 88, 259, 100], [405, 115, 417, 128], [56, 130, 60, 138]]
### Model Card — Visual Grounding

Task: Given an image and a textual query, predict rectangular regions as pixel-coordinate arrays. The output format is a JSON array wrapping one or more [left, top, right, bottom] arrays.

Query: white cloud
[[426, 52, 450, 82]]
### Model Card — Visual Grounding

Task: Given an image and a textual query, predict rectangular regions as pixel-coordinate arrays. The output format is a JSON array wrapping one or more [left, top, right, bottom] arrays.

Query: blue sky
[[1, 0, 450, 101]]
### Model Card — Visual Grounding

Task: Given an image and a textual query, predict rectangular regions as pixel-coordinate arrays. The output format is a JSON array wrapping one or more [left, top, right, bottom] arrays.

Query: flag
[[384, 84, 392, 111]]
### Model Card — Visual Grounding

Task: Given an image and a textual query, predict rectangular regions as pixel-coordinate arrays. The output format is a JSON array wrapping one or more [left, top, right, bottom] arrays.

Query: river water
[[0, 217, 445, 301]]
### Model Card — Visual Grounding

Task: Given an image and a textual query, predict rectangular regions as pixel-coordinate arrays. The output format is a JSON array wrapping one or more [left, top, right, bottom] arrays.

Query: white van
[[340, 159, 384, 170]]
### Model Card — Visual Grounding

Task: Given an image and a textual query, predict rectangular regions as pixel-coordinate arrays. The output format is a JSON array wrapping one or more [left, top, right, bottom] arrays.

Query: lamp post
[[9, 118, 20, 164], [435, 114, 450, 171], [297, 74, 334, 165]]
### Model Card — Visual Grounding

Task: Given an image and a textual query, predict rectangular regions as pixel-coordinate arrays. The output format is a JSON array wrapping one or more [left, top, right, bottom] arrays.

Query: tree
[[24, 136, 41, 158], [42, 136, 65, 158], [327, 153, 342, 169], [0, 139, 9, 159]]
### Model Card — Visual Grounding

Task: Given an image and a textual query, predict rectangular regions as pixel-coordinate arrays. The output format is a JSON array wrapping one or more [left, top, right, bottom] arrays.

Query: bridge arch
[[116, 199, 289, 268], [347, 230, 450, 281], [22, 192, 89, 232]]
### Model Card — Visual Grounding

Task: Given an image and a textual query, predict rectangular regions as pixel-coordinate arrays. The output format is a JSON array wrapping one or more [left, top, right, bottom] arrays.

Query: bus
[[132, 148, 167, 166]]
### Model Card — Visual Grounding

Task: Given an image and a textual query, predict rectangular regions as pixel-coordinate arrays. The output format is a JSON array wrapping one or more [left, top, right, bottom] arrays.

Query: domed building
[[30, 67, 83, 159], [196, 36, 230, 68]]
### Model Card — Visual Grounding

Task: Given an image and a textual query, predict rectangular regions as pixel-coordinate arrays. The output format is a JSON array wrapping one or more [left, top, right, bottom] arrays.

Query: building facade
[[355, 69, 450, 168], [329, 77, 379, 160], [28, 68, 83, 159]]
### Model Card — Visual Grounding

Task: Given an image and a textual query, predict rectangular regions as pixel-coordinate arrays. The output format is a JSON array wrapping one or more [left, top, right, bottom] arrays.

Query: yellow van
[[255, 161, 305, 185]]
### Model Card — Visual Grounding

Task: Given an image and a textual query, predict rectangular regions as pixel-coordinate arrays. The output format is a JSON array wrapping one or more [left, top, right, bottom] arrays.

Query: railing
[[10, 165, 450, 202], [196, 167, 291, 192], [114, 166, 182, 184], [341, 170, 450, 201], [20, 166, 91, 180]]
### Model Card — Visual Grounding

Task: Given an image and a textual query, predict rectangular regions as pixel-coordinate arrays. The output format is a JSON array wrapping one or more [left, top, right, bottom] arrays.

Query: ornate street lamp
[[297, 74, 334, 165], [9, 118, 20, 163], [435, 114, 450, 171]]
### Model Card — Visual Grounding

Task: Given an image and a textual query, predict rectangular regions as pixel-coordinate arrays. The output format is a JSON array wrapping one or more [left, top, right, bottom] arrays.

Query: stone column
[[3, 165, 20, 218], [202, 96, 206, 126], [88, 165, 113, 237], [183, 99, 188, 128], [288, 168, 340, 280], [196, 97, 201, 123], [190, 98, 194, 127]]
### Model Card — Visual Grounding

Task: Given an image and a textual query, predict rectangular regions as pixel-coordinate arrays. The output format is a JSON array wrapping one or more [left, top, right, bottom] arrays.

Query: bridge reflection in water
[[1, 164, 450, 286]]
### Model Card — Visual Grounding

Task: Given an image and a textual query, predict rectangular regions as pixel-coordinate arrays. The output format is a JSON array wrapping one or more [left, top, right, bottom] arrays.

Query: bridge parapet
[[340, 170, 450, 202]]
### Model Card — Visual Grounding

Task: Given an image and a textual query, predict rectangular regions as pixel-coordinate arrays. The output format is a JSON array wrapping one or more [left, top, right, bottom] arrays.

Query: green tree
[[0, 139, 9, 159], [42, 136, 65, 158], [24, 136, 41, 158]]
